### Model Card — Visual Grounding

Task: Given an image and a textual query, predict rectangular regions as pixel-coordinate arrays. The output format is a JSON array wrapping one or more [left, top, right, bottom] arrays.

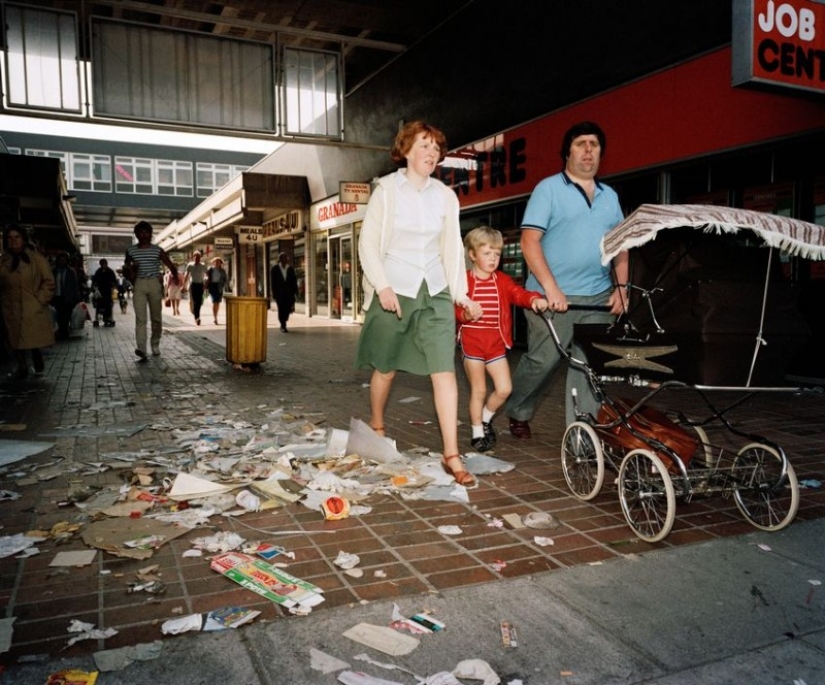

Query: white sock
[[471, 424, 484, 438], [482, 407, 495, 423]]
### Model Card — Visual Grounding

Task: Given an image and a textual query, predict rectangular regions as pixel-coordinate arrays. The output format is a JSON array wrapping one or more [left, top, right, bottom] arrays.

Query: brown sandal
[[370, 425, 385, 437], [442, 454, 476, 487]]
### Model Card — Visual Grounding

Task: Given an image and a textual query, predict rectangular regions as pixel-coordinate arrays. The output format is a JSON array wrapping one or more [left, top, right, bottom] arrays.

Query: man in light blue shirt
[[506, 121, 628, 436]]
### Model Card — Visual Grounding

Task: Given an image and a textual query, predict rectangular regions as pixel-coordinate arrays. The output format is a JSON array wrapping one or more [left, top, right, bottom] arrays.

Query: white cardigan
[[358, 171, 469, 311]]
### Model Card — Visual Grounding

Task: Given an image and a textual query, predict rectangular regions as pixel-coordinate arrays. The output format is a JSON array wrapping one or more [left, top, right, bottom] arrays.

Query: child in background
[[456, 227, 549, 452]]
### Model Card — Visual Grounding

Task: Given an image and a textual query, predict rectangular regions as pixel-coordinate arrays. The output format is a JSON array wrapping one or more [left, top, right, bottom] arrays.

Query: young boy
[[456, 227, 549, 452]]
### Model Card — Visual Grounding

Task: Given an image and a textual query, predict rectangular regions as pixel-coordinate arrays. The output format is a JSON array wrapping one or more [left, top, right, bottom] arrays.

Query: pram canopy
[[582, 204, 825, 387], [601, 204, 825, 265]]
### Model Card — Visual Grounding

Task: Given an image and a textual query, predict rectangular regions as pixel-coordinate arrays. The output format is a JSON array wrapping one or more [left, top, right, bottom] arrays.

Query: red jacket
[[455, 270, 543, 349]]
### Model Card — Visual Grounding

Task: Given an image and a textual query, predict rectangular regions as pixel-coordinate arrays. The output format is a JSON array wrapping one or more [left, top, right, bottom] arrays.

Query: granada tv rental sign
[[733, 0, 825, 94]]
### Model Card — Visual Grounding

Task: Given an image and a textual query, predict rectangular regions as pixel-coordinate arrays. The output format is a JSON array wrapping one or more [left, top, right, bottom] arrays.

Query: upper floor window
[[4, 3, 81, 112], [114, 157, 153, 195], [283, 48, 341, 138], [25, 149, 68, 172], [70, 154, 112, 192], [196, 162, 249, 197], [157, 160, 193, 197]]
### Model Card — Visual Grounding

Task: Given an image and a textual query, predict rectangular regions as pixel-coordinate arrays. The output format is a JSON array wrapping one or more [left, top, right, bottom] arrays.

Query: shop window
[[314, 232, 329, 310], [294, 242, 306, 309], [609, 173, 660, 213], [92, 234, 133, 254], [743, 182, 795, 278]]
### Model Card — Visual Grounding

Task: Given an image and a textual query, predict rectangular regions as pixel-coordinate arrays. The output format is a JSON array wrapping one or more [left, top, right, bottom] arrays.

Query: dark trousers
[[190, 284, 205, 320], [53, 297, 74, 338], [275, 295, 294, 328]]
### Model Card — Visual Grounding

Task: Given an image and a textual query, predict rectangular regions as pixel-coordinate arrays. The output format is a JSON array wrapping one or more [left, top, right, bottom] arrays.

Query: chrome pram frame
[[548, 204, 825, 543]]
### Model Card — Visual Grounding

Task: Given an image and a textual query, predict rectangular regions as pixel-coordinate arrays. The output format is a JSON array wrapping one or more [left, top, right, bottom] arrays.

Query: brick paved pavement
[[1, 301, 825, 664]]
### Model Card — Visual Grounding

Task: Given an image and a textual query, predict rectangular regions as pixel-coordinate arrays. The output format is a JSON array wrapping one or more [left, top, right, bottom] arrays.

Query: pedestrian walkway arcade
[[1, 304, 824, 661]]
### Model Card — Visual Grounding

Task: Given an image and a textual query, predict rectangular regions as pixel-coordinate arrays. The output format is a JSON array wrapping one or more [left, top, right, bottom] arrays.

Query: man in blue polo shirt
[[506, 121, 628, 438]]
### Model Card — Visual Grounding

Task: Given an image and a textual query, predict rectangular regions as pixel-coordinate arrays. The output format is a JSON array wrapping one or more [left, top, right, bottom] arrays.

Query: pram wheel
[[618, 449, 676, 543], [93, 321, 100, 327], [561, 422, 605, 500], [732, 443, 799, 531]]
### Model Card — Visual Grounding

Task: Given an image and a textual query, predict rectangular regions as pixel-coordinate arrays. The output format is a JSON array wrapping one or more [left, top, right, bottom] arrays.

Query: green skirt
[[355, 285, 456, 375]]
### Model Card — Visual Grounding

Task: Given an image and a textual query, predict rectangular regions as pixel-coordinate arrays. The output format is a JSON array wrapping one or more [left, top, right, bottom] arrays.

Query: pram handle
[[565, 304, 612, 312]]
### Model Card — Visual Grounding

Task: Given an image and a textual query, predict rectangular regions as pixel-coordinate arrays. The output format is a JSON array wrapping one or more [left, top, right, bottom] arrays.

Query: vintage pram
[[553, 204, 825, 543], [92, 285, 116, 327]]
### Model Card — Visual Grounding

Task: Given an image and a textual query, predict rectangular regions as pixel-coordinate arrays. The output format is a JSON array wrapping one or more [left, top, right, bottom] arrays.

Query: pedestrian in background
[[164, 267, 183, 316], [124, 221, 179, 360], [183, 250, 207, 325], [206, 257, 229, 325], [69, 254, 90, 303], [92, 258, 118, 326], [51, 251, 80, 340], [0, 224, 55, 379], [355, 120, 481, 487], [270, 252, 298, 332]]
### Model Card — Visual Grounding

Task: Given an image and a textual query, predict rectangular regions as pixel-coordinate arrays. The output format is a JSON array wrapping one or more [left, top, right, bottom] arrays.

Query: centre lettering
[[440, 137, 527, 196]]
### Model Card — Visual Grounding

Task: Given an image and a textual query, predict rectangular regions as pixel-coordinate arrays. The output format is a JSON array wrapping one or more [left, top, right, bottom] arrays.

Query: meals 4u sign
[[733, 0, 825, 94]]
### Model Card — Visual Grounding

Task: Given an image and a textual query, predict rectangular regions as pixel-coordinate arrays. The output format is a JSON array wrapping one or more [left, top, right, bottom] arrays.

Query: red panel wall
[[443, 47, 825, 209]]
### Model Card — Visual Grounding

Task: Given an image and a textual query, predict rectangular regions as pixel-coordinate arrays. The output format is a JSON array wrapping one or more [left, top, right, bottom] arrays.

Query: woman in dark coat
[[0, 225, 55, 379]]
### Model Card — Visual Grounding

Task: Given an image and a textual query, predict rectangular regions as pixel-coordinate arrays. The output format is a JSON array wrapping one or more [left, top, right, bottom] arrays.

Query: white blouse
[[383, 173, 449, 298]]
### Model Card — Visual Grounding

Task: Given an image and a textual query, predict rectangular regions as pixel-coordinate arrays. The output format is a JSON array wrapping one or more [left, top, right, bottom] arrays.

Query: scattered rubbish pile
[[1, 406, 535, 680]]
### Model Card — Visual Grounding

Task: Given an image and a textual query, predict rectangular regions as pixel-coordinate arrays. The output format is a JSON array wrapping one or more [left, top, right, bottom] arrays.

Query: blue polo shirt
[[522, 171, 623, 295]]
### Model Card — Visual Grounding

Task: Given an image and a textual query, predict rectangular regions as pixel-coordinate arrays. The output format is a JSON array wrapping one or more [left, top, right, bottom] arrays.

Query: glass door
[[329, 234, 353, 320]]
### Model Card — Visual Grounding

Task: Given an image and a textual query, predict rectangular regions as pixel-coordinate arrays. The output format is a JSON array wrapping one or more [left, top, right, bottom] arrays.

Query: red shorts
[[460, 327, 507, 364]]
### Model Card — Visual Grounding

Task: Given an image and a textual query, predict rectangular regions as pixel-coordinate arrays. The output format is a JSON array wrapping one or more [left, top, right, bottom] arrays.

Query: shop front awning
[[0, 154, 79, 253], [156, 172, 310, 252]]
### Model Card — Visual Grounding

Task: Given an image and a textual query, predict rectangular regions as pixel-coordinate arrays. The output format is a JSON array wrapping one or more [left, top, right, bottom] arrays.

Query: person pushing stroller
[[92, 259, 118, 327]]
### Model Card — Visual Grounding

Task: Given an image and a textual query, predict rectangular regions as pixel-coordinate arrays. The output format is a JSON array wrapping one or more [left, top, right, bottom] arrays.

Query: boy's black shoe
[[470, 436, 494, 452], [482, 420, 497, 446]]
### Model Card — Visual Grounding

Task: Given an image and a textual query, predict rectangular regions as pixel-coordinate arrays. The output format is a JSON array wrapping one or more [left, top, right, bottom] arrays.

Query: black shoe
[[135, 348, 148, 361], [509, 417, 531, 440], [470, 436, 494, 452], [281, 327, 288, 333], [482, 420, 497, 446]]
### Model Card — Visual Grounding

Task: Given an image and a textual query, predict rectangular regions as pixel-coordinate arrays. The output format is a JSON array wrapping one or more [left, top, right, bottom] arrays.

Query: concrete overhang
[[157, 172, 310, 251], [0, 155, 79, 253]]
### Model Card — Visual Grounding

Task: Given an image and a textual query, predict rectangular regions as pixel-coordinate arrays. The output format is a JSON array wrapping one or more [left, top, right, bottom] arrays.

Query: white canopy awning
[[601, 204, 825, 265]]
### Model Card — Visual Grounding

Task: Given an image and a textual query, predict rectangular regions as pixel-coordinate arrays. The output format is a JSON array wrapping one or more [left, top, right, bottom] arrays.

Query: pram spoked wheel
[[618, 449, 676, 543], [561, 422, 605, 500], [732, 443, 799, 531]]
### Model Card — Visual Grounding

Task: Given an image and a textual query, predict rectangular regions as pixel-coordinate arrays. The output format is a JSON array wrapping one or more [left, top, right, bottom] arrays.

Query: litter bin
[[225, 296, 268, 365]]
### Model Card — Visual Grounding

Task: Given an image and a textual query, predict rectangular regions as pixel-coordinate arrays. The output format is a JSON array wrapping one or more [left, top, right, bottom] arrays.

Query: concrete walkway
[[1, 302, 824, 683]]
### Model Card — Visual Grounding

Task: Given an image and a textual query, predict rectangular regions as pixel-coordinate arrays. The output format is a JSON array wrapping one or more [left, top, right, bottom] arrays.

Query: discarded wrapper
[[500, 620, 518, 648], [322, 496, 350, 520], [46, 669, 99, 685], [235, 489, 261, 512], [409, 612, 444, 632], [210, 552, 324, 609]]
